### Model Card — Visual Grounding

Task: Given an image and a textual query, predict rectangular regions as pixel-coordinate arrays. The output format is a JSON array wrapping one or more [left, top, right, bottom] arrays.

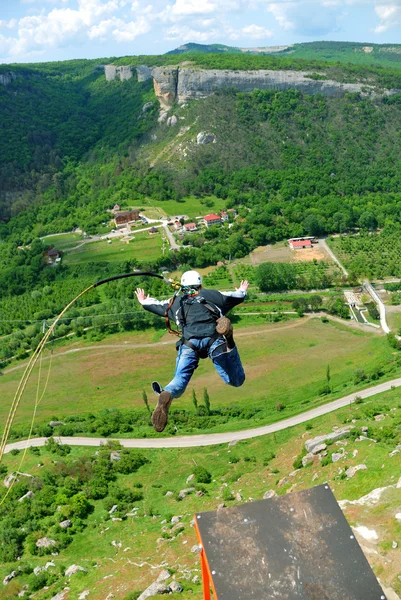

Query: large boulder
[[18, 490, 33, 502], [4, 472, 33, 489], [197, 132, 216, 145], [65, 564, 87, 577], [167, 115, 178, 127], [3, 571, 17, 585], [168, 581, 183, 593], [346, 464, 367, 478], [36, 537, 57, 548], [263, 490, 278, 500], [59, 519, 72, 529], [305, 427, 352, 453], [51, 589, 70, 600], [137, 582, 168, 599]]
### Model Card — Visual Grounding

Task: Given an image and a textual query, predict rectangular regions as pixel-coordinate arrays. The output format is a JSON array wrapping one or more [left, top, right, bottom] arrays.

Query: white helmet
[[181, 270, 202, 287]]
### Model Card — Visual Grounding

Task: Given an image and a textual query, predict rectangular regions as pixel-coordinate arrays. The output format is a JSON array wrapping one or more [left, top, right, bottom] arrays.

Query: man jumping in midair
[[135, 271, 248, 432]]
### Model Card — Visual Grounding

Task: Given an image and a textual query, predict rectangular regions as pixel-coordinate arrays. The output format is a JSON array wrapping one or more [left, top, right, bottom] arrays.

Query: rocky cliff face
[[105, 65, 134, 82], [0, 72, 18, 87], [105, 64, 399, 108]]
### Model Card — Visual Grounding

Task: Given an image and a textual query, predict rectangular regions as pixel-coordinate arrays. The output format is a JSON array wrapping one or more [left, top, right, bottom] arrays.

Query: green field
[[1, 317, 395, 436], [42, 232, 83, 250], [1, 385, 400, 600], [139, 195, 226, 220], [63, 231, 164, 264]]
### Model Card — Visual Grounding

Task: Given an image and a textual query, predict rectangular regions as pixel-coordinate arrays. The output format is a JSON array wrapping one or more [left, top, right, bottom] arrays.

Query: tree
[[326, 364, 331, 392], [203, 388, 211, 415], [192, 389, 198, 412], [142, 390, 151, 415]]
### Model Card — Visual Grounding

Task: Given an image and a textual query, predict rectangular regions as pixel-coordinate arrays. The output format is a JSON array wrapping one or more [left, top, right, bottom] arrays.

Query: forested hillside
[[1, 52, 401, 330]]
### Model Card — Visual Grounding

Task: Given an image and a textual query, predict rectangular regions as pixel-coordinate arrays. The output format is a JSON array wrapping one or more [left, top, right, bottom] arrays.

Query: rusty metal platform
[[194, 484, 386, 600]]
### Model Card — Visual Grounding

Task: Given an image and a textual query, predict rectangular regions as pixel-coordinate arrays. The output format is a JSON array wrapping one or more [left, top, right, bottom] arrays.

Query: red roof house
[[289, 239, 312, 249], [204, 214, 221, 228]]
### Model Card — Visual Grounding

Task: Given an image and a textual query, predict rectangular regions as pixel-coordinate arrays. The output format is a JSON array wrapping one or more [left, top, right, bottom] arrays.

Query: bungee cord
[[0, 271, 180, 474]]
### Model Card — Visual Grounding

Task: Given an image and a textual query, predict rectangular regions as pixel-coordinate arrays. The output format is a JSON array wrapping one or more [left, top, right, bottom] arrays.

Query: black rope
[[93, 271, 169, 288]]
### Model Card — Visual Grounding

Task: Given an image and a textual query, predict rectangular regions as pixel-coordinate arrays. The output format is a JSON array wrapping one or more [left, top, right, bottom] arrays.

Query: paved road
[[4, 377, 400, 453], [163, 223, 180, 250]]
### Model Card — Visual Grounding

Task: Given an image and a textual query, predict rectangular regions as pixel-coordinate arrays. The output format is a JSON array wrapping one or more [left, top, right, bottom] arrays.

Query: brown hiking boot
[[152, 391, 173, 432]]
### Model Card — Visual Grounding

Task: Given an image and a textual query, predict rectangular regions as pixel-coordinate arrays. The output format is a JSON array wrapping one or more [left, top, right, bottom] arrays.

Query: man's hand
[[135, 288, 149, 303], [237, 280, 249, 293]]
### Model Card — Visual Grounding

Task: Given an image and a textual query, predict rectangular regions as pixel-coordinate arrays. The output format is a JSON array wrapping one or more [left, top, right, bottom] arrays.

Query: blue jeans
[[164, 337, 245, 399]]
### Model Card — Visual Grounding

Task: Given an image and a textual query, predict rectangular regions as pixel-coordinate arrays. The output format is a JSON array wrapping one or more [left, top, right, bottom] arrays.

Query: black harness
[[169, 295, 223, 359]]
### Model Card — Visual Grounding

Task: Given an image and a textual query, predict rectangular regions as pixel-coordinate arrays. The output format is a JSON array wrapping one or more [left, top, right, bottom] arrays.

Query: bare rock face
[[149, 66, 390, 110], [137, 65, 152, 82], [49, 421, 65, 427], [0, 72, 17, 86], [167, 115, 178, 127], [105, 65, 133, 82], [151, 67, 179, 110], [142, 102, 154, 113]]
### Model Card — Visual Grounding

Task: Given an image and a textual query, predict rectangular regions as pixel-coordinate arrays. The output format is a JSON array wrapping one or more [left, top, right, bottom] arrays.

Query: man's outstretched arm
[[135, 288, 171, 317], [220, 280, 249, 311]]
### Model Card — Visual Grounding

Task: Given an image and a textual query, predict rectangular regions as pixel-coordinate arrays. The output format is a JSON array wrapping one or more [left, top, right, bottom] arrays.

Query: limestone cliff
[[104, 64, 400, 109], [0, 72, 18, 86], [105, 65, 134, 82]]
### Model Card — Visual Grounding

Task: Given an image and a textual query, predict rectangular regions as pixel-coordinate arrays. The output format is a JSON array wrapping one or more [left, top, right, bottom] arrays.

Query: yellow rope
[[0, 284, 94, 465], [0, 343, 53, 506]]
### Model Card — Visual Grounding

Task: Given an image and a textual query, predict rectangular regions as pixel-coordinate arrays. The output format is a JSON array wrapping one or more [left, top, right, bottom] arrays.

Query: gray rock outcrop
[[3, 571, 17, 585], [59, 519, 72, 529], [137, 65, 152, 82], [0, 72, 17, 86], [110, 451, 120, 462], [51, 589, 70, 600], [346, 464, 367, 478], [167, 115, 178, 127], [4, 472, 33, 489], [105, 65, 133, 82], [137, 582, 168, 599], [168, 581, 183, 593], [263, 490, 278, 500], [18, 490, 33, 502], [36, 537, 56, 548], [65, 564, 87, 576], [150, 67, 398, 109], [142, 102, 154, 112], [150, 67, 179, 110], [305, 427, 352, 453], [197, 132, 216, 145]]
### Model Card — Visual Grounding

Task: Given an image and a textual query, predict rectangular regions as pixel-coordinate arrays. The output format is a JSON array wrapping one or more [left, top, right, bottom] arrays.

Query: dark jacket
[[139, 288, 246, 339]]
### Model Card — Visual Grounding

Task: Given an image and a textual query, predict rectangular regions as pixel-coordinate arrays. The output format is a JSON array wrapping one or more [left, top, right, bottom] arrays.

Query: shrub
[[354, 396, 363, 404], [222, 487, 234, 502], [10, 448, 20, 456], [193, 466, 212, 484], [275, 402, 286, 411]]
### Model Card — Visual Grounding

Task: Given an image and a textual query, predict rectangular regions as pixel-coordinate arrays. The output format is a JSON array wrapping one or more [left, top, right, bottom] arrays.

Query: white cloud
[[112, 16, 151, 40], [267, 3, 295, 31], [0, 19, 18, 29], [374, 3, 401, 32], [170, 0, 217, 16], [241, 24, 273, 39], [165, 24, 218, 41]]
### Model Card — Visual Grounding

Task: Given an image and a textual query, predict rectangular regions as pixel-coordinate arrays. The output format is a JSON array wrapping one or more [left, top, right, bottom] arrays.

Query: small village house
[[204, 214, 222, 228], [114, 209, 140, 227]]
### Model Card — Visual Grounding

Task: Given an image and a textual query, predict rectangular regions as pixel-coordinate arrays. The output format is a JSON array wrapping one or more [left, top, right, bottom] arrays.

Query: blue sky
[[0, 0, 400, 64]]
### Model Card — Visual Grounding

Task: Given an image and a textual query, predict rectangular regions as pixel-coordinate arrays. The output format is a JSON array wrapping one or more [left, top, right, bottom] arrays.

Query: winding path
[[4, 376, 399, 452]]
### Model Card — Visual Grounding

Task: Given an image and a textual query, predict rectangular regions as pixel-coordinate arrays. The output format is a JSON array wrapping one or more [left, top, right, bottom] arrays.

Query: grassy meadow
[[1, 316, 396, 437], [1, 386, 400, 600], [63, 231, 164, 264]]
